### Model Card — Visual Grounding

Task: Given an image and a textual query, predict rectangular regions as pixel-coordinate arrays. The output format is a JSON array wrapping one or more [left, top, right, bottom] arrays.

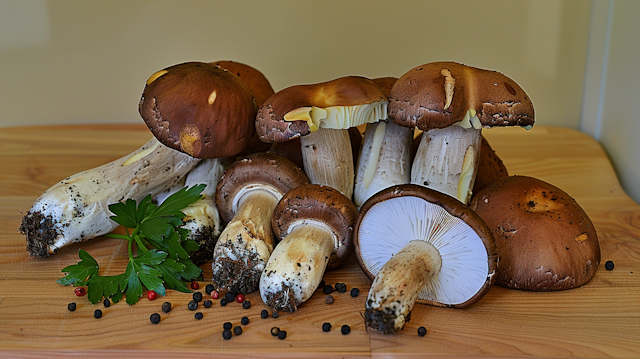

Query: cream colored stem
[[260, 222, 335, 311], [300, 128, 354, 199], [365, 240, 442, 333]]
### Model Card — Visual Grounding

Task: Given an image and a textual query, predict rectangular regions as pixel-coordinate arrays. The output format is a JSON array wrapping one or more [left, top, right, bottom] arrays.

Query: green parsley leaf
[[56, 249, 99, 286], [86, 274, 123, 304]]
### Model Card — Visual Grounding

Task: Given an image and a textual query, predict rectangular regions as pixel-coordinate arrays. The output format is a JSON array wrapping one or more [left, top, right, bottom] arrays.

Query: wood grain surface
[[0, 124, 638, 358]]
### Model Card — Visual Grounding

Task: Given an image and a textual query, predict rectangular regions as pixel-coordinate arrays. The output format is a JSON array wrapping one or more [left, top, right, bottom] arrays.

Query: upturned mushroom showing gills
[[256, 76, 388, 199], [469, 176, 601, 290], [354, 77, 413, 208], [260, 184, 357, 311], [212, 153, 309, 295], [388, 62, 534, 204], [355, 184, 497, 333]]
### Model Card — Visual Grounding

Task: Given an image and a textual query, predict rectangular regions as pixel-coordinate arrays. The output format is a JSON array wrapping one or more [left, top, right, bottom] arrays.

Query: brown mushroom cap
[[372, 77, 397, 98], [472, 136, 509, 193], [256, 76, 387, 143], [272, 184, 358, 270], [469, 175, 601, 291], [215, 152, 309, 224], [139, 62, 257, 158], [355, 184, 497, 308], [389, 62, 535, 131]]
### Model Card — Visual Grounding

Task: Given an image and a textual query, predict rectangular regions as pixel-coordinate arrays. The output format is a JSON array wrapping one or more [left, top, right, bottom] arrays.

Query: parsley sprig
[[57, 184, 205, 305]]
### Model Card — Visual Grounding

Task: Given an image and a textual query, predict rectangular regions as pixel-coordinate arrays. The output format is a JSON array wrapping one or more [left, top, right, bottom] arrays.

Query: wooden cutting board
[[0, 124, 638, 358]]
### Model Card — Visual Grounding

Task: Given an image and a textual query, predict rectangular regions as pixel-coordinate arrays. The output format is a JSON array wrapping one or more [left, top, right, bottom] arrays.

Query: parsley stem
[[103, 233, 130, 240], [134, 235, 148, 254], [128, 238, 133, 260]]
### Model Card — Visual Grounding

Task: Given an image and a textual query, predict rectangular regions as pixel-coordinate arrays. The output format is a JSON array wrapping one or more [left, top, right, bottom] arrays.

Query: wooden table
[[0, 124, 638, 358]]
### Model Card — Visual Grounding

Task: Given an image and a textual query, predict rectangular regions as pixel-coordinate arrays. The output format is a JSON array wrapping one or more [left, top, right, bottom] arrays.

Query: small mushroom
[[260, 184, 357, 311], [389, 62, 534, 204], [355, 184, 497, 333], [472, 136, 509, 193], [212, 153, 309, 295], [256, 76, 388, 199], [469, 175, 601, 290]]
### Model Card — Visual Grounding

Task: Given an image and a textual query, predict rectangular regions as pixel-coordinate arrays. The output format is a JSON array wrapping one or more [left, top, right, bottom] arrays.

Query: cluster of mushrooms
[[20, 60, 601, 334]]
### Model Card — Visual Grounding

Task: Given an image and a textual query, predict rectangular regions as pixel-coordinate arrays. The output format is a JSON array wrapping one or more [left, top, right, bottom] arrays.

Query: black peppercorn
[[203, 299, 212, 308], [234, 326, 242, 335], [335, 283, 347, 293], [94, 309, 102, 319], [205, 284, 214, 295], [195, 312, 203, 320], [271, 327, 280, 336], [222, 330, 232, 340], [188, 300, 198, 311], [341, 325, 350, 335], [242, 300, 251, 309], [605, 260, 615, 271], [161, 302, 172, 313], [103, 299, 111, 307], [241, 316, 249, 325], [350, 288, 360, 297], [278, 330, 287, 339], [323, 284, 333, 294], [220, 298, 228, 306], [418, 326, 427, 337], [223, 322, 232, 330], [272, 310, 279, 318], [67, 302, 76, 312], [325, 295, 334, 304], [322, 323, 332, 332], [225, 292, 235, 302], [193, 291, 203, 302], [261, 310, 269, 319], [150, 313, 161, 324]]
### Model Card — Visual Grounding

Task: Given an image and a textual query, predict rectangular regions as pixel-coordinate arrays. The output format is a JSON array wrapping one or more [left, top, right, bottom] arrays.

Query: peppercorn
[[234, 326, 242, 335], [322, 323, 332, 332], [605, 260, 615, 271], [418, 326, 427, 337], [241, 316, 249, 325], [103, 299, 111, 307], [220, 298, 228, 306], [242, 300, 251, 309], [67, 302, 76, 312], [261, 310, 268, 319], [161, 302, 172, 313], [271, 327, 280, 336], [203, 299, 212, 308], [195, 312, 203, 320], [193, 291, 203, 302], [222, 330, 232, 340], [191, 281, 199, 290], [272, 310, 279, 318], [94, 309, 102, 319], [278, 330, 287, 340], [150, 313, 160, 324], [188, 300, 198, 311], [325, 295, 334, 304], [350, 288, 360, 298], [205, 284, 214, 295], [211, 290, 219, 300], [147, 290, 158, 301], [341, 325, 350, 335], [323, 284, 333, 294], [225, 292, 235, 302], [223, 322, 232, 330], [74, 286, 86, 297], [335, 283, 347, 293], [235, 293, 245, 303]]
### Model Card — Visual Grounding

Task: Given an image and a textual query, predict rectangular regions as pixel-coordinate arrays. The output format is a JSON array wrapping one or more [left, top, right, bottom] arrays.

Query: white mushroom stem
[[412, 112, 482, 203], [365, 240, 442, 333], [211, 188, 281, 294], [260, 220, 336, 311], [300, 128, 354, 199], [354, 121, 413, 207], [21, 137, 201, 257]]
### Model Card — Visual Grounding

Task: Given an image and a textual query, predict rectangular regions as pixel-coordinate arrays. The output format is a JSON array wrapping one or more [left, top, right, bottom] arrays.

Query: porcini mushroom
[[472, 136, 509, 193], [256, 76, 388, 199], [469, 176, 601, 290], [212, 153, 309, 295], [389, 62, 534, 204], [260, 184, 357, 311], [355, 184, 497, 333], [354, 77, 413, 207]]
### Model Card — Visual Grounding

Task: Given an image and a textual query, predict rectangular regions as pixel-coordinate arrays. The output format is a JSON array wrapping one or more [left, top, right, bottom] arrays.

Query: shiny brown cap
[[469, 176, 601, 291], [372, 77, 397, 98], [472, 136, 509, 193], [139, 62, 257, 158], [389, 62, 534, 131], [272, 184, 358, 270]]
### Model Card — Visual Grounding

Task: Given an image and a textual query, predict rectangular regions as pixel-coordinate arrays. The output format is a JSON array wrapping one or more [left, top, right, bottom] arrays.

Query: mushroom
[[472, 135, 509, 193], [354, 77, 413, 208], [355, 184, 497, 333], [212, 153, 309, 295], [389, 62, 534, 204], [260, 184, 357, 311], [256, 76, 388, 199], [469, 175, 601, 290]]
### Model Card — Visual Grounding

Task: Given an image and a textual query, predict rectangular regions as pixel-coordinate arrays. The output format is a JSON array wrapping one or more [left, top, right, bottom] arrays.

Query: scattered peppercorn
[[605, 260, 615, 271], [350, 288, 360, 298], [341, 325, 350, 335], [418, 326, 427, 337], [225, 292, 235, 302], [261, 310, 269, 319], [67, 302, 76, 312], [103, 299, 111, 307], [222, 330, 232, 340], [205, 284, 214, 295], [242, 300, 251, 309], [74, 286, 86, 297], [191, 281, 199, 290], [272, 310, 279, 318], [271, 327, 280, 336], [193, 291, 203, 302], [203, 299, 212, 308], [325, 295, 334, 304], [335, 283, 347, 293], [147, 290, 158, 301], [235, 293, 245, 303], [278, 330, 287, 340], [188, 300, 198, 311], [241, 316, 249, 325], [322, 323, 332, 332], [94, 309, 102, 319], [150, 313, 161, 324], [195, 312, 203, 320], [323, 285, 333, 294], [211, 290, 219, 299], [223, 322, 232, 330], [234, 326, 242, 335], [220, 298, 228, 306], [161, 302, 172, 313]]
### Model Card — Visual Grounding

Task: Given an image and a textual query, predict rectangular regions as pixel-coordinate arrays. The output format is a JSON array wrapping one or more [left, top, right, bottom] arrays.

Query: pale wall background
[[0, 0, 637, 204]]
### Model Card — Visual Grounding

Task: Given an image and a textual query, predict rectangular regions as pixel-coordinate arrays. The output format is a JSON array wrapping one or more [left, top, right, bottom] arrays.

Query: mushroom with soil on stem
[[354, 77, 413, 208], [354, 184, 497, 333], [389, 61, 534, 204], [212, 153, 309, 295], [260, 184, 357, 311], [256, 76, 388, 199], [469, 175, 601, 291]]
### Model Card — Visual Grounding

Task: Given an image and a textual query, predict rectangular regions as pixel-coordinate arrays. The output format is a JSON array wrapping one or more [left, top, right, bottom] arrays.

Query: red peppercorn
[[235, 294, 245, 303], [211, 290, 219, 299], [191, 281, 200, 290], [74, 286, 86, 297], [147, 290, 158, 301]]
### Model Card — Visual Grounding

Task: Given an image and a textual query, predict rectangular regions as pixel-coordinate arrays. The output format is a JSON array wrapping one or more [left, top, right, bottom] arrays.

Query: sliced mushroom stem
[[20, 137, 200, 257], [211, 189, 280, 294], [365, 240, 442, 333], [411, 125, 481, 203], [300, 128, 354, 199], [260, 221, 335, 311]]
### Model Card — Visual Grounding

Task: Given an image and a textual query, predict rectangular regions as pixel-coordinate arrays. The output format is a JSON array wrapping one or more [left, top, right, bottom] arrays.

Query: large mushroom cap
[[469, 175, 601, 291], [139, 62, 257, 158], [355, 184, 497, 307], [272, 184, 358, 270], [389, 62, 535, 131]]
